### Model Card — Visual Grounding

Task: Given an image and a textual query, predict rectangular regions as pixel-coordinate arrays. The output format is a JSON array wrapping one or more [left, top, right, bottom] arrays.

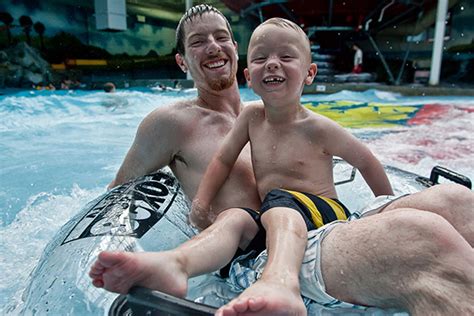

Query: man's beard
[[208, 74, 235, 91]]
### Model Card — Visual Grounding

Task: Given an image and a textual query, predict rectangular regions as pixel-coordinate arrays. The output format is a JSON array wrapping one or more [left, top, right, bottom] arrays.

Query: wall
[[0, 1, 180, 56]]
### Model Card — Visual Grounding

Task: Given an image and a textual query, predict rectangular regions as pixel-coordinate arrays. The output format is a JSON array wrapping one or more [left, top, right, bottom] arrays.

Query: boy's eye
[[252, 57, 266, 62]]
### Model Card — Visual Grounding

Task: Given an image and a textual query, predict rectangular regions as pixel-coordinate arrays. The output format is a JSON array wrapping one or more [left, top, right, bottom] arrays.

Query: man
[[96, 5, 473, 316]]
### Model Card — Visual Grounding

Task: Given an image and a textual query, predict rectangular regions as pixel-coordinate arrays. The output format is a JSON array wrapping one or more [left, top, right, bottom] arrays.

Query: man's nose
[[206, 36, 221, 55]]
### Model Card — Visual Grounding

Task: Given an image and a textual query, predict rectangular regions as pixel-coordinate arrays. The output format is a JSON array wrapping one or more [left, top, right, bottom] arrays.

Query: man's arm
[[108, 107, 180, 189], [321, 119, 393, 196], [191, 107, 253, 229]]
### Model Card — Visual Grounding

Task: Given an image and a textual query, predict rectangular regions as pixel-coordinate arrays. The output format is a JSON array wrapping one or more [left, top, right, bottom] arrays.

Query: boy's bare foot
[[215, 278, 307, 316], [89, 251, 188, 297]]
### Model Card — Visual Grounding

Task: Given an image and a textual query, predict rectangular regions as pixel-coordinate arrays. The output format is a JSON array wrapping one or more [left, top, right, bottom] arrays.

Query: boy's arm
[[321, 119, 393, 196], [109, 108, 179, 189], [191, 108, 252, 229]]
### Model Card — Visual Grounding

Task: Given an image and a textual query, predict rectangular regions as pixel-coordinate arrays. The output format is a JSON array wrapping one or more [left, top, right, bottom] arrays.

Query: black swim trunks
[[260, 189, 351, 231]]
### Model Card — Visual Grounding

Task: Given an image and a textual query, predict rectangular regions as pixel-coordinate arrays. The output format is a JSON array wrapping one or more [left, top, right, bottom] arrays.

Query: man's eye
[[252, 57, 266, 62]]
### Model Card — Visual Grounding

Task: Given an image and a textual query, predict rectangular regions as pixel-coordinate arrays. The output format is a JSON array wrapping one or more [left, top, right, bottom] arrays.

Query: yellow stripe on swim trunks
[[318, 196, 348, 220], [283, 190, 324, 228]]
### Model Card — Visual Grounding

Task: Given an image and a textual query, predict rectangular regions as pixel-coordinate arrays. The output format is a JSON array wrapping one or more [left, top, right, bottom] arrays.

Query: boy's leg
[[321, 208, 474, 316], [217, 207, 308, 316], [89, 208, 259, 296], [383, 183, 474, 246]]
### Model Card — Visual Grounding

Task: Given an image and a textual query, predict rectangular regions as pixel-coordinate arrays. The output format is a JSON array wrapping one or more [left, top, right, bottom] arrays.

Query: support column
[[429, 0, 448, 86], [185, 0, 193, 80]]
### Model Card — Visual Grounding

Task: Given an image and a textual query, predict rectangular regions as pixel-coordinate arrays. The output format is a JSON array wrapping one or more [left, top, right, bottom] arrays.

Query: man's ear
[[244, 68, 251, 87], [305, 63, 317, 85], [175, 53, 188, 73]]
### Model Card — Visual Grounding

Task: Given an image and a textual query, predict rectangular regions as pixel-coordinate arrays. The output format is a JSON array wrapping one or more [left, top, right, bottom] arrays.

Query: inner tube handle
[[430, 166, 472, 189]]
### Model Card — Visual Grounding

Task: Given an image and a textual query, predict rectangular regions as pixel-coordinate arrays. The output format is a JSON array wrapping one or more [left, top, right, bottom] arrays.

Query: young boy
[[90, 18, 393, 316], [189, 17, 393, 315]]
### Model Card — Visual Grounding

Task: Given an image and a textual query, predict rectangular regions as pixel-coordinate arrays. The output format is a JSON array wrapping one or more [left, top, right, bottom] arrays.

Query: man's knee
[[431, 183, 473, 203], [386, 209, 467, 254], [386, 183, 473, 213]]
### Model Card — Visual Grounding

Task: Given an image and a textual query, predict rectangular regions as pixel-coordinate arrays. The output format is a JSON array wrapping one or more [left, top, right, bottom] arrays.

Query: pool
[[0, 87, 473, 314]]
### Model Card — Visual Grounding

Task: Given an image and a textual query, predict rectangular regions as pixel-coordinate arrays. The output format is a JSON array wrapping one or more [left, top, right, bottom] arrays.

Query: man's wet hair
[[254, 17, 311, 61], [175, 4, 235, 56]]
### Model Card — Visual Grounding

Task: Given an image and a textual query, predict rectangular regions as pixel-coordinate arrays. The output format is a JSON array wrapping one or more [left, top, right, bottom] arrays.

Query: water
[[0, 87, 473, 314]]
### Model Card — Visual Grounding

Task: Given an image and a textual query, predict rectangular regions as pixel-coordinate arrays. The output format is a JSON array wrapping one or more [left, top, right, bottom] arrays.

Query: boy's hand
[[189, 200, 211, 230]]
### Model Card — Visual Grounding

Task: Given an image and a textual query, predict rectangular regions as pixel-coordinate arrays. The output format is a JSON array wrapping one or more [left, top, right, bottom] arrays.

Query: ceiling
[[220, 0, 441, 34], [48, 0, 455, 36]]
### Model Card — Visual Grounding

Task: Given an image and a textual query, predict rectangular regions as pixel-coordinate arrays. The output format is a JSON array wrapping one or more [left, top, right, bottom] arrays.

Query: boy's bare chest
[[250, 125, 322, 166]]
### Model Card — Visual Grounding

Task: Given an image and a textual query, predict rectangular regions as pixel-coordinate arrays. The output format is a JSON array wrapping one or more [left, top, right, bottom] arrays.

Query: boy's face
[[245, 24, 316, 102], [175, 12, 238, 91]]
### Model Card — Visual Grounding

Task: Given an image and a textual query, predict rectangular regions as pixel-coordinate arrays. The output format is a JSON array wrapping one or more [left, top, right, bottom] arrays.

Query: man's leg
[[89, 208, 259, 296], [217, 207, 307, 316], [321, 208, 474, 316], [383, 183, 474, 246]]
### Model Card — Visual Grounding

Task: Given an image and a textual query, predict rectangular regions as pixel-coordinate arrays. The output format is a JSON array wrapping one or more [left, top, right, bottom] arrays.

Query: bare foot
[[89, 251, 188, 297], [215, 279, 307, 316]]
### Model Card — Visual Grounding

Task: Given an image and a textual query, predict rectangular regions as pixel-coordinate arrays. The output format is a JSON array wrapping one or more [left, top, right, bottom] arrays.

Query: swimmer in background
[[103, 82, 116, 93], [351, 43, 363, 73]]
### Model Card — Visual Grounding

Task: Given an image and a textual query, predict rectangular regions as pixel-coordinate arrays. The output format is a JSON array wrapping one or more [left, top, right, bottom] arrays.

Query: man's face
[[178, 12, 238, 91]]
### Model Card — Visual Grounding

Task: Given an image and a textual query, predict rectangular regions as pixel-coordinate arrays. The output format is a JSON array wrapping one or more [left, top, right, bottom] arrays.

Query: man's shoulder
[[147, 99, 197, 121]]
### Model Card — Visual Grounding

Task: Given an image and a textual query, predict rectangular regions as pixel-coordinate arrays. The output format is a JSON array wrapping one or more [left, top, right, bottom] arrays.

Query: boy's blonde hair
[[254, 17, 311, 61]]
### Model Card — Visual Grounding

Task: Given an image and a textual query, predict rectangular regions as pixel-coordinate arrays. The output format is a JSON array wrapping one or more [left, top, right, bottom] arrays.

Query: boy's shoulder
[[303, 108, 344, 132], [242, 100, 265, 115], [243, 100, 264, 109]]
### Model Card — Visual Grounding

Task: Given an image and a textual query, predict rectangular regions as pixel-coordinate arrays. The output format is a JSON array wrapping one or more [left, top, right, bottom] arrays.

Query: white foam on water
[[0, 185, 104, 314]]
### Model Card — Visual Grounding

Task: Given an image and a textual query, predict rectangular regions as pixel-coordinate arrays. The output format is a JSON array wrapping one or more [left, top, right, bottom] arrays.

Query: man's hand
[[189, 199, 212, 230]]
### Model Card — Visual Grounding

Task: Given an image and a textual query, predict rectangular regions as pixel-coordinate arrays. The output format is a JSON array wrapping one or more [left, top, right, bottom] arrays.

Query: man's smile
[[203, 58, 228, 69]]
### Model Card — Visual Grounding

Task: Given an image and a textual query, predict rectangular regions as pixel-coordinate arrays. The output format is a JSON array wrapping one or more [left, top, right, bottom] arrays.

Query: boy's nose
[[266, 58, 280, 70]]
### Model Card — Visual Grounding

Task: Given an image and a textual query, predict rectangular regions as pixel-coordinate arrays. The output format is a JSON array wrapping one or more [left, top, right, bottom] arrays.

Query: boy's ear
[[244, 68, 251, 87], [175, 53, 188, 73], [305, 63, 317, 85]]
